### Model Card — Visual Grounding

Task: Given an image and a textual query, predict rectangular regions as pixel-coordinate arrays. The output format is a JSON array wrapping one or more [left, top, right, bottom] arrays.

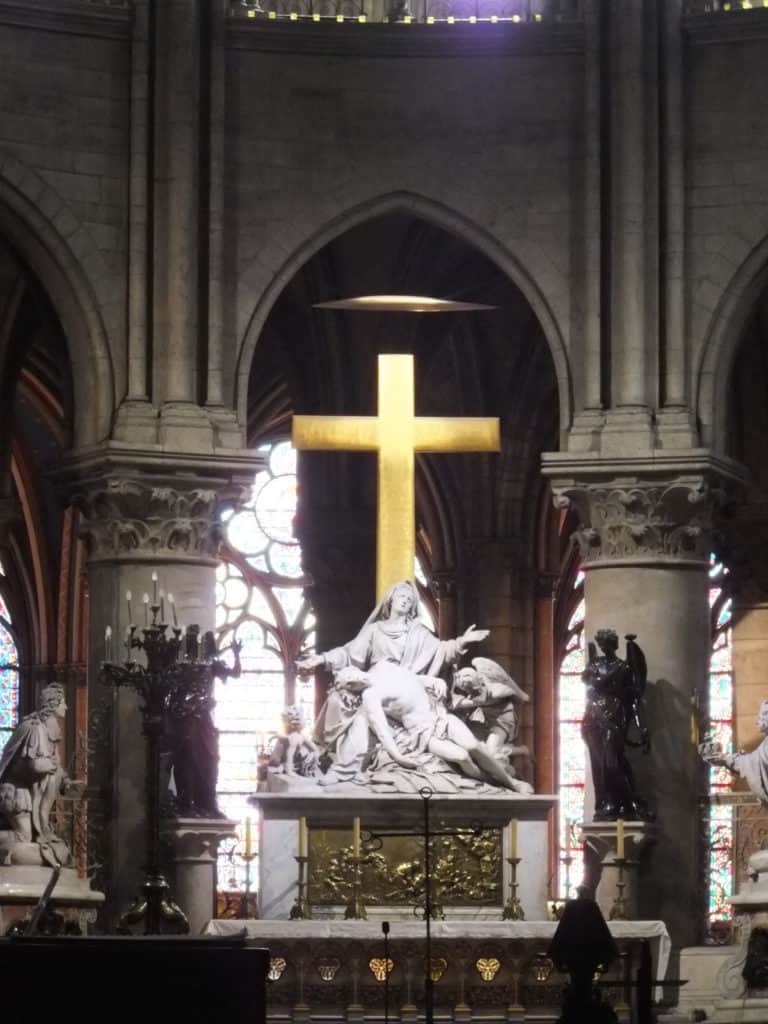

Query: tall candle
[[125, 590, 133, 624], [299, 816, 308, 859], [510, 818, 518, 860], [143, 592, 150, 625], [105, 625, 112, 661], [616, 818, 625, 860], [152, 571, 158, 603], [244, 816, 253, 859], [564, 817, 571, 855], [159, 589, 166, 622], [168, 592, 178, 627], [353, 816, 361, 858]]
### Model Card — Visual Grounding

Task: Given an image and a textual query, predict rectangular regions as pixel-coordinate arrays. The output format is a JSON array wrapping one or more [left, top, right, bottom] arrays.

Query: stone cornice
[[541, 450, 747, 568], [227, 18, 583, 58], [0, 0, 132, 40]]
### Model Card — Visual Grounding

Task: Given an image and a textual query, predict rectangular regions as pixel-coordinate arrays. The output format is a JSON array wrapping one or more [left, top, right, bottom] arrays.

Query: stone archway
[[696, 232, 768, 452], [235, 190, 572, 438], [0, 157, 115, 447]]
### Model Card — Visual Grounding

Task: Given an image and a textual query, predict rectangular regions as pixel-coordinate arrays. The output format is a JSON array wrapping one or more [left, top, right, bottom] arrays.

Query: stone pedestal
[[0, 865, 104, 935], [165, 817, 238, 935], [581, 820, 657, 921]]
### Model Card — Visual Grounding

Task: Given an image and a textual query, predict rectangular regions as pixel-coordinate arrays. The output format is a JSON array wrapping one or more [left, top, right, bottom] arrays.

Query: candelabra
[[99, 585, 238, 934]]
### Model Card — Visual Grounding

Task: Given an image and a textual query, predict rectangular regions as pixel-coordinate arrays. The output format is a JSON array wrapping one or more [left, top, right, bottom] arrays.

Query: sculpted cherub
[[270, 705, 320, 778]]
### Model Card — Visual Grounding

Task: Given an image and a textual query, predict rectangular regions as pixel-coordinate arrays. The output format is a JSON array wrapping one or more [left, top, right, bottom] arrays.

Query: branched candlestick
[[502, 856, 525, 920], [99, 592, 240, 934], [609, 856, 629, 920]]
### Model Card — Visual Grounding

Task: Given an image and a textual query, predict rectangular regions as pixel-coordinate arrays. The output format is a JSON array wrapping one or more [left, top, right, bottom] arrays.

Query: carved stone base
[[580, 820, 657, 921], [164, 817, 238, 935], [0, 866, 104, 936]]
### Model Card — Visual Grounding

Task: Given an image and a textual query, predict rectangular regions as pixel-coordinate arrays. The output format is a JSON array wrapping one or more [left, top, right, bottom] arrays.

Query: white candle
[[510, 818, 518, 860], [168, 593, 178, 627], [152, 571, 158, 603], [353, 816, 361, 858], [143, 592, 150, 625], [616, 818, 625, 860], [125, 590, 133, 624], [105, 625, 112, 661], [244, 817, 253, 859], [298, 817, 308, 859]]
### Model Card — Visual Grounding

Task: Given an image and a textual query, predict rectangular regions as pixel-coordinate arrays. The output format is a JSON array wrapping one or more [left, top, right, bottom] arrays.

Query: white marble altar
[[252, 791, 557, 921]]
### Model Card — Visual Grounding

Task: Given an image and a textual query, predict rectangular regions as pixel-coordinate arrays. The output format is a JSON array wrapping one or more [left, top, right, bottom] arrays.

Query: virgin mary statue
[[296, 580, 490, 787]]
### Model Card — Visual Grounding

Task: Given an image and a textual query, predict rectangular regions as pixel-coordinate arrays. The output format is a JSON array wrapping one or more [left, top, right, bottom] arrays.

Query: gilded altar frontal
[[308, 827, 503, 910]]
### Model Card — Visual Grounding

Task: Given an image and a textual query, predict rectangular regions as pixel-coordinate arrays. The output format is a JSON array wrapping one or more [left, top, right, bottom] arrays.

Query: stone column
[[70, 449, 256, 925], [544, 452, 743, 949], [165, 818, 238, 934]]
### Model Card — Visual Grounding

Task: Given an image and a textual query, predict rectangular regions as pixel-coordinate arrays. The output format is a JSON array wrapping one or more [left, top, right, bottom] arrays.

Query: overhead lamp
[[313, 294, 496, 313]]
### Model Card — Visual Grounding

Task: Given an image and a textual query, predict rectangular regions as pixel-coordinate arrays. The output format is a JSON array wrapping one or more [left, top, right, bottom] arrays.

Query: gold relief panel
[[308, 827, 502, 907]]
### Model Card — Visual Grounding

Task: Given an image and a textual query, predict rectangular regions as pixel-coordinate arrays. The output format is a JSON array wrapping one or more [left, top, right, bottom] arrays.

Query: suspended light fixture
[[314, 294, 496, 313]]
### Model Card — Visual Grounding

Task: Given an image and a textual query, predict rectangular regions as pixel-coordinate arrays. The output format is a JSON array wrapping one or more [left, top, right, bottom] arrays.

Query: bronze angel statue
[[581, 629, 653, 821]]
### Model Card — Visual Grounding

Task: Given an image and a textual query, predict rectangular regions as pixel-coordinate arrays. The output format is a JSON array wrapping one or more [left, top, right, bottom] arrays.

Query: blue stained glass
[[717, 599, 733, 628], [706, 552, 734, 932]]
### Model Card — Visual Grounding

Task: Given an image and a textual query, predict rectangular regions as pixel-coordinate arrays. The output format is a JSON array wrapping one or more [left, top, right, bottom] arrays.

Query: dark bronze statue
[[581, 629, 652, 822], [165, 628, 241, 819]]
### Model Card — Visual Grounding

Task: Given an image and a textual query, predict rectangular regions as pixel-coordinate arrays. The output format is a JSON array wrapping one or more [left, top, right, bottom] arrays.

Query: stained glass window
[[0, 561, 19, 757], [557, 568, 586, 899], [215, 441, 315, 897], [705, 553, 734, 935]]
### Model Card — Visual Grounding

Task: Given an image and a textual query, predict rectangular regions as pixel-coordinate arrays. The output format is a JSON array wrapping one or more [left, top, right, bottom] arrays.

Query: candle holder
[[344, 850, 367, 920], [608, 856, 629, 920], [99, 592, 240, 934], [502, 856, 525, 920], [241, 846, 257, 919], [290, 853, 311, 920]]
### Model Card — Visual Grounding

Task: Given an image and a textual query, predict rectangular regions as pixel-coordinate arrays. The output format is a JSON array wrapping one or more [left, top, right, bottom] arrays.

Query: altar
[[205, 919, 672, 1022], [253, 791, 557, 922]]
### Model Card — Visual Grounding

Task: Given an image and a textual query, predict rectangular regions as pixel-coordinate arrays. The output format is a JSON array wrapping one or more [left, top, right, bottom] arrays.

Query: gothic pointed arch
[[696, 231, 768, 452], [235, 191, 572, 436], [0, 156, 115, 447]]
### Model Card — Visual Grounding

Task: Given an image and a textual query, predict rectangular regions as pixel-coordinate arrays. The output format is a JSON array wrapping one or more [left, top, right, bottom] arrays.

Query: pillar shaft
[[544, 451, 745, 950]]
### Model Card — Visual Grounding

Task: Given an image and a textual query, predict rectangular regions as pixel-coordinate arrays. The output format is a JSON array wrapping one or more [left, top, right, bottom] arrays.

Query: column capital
[[542, 450, 745, 568], [61, 444, 260, 566]]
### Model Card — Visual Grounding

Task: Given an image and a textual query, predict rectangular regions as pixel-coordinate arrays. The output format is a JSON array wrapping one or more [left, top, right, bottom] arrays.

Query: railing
[[231, 0, 581, 24]]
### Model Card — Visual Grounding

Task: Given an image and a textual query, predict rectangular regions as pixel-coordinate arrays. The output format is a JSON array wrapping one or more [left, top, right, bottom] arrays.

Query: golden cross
[[293, 353, 500, 599]]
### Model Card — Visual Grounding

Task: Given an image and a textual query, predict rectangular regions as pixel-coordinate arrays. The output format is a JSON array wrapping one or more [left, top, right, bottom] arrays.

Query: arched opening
[[0, 233, 88, 871], [223, 210, 562, 903]]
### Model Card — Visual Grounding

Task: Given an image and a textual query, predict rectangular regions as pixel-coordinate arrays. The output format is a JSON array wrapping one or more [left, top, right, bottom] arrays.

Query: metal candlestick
[[99, 597, 240, 933], [609, 856, 629, 920], [343, 849, 367, 920], [290, 854, 311, 919], [502, 856, 525, 920], [241, 847, 257, 919]]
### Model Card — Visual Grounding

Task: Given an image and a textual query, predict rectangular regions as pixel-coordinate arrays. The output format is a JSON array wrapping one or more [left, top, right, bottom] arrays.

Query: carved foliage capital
[[552, 477, 722, 565], [75, 477, 246, 565]]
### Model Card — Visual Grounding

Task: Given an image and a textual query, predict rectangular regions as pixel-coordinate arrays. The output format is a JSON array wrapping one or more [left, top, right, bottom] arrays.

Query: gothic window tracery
[[215, 441, 315, 895], [0, 560, 19, 756], [556, 568, 585, 899], [706, 553, 734, 936]]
